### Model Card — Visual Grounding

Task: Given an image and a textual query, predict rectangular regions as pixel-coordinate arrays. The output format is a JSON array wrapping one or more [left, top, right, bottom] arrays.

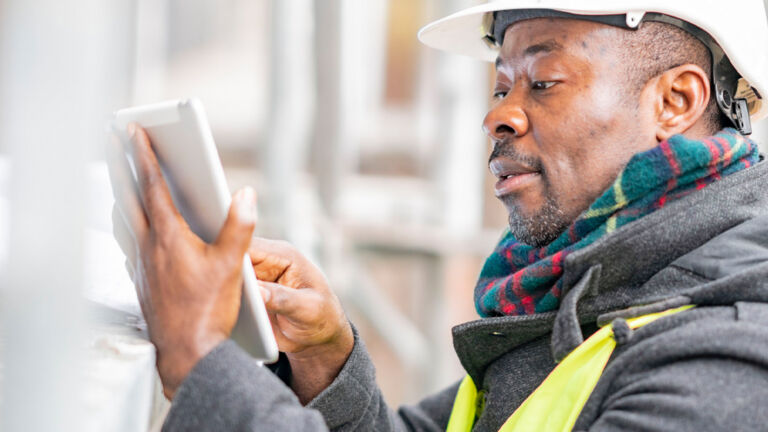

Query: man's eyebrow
[[523, 40, 562, 57], [494, 40, 562, 69]]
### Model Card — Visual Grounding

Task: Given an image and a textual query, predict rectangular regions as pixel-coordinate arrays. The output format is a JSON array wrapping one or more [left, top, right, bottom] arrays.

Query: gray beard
[[504, 195, 570, 247]]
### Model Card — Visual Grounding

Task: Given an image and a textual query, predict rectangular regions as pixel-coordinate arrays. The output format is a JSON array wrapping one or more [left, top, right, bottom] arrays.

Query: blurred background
[[0, 0, 766, 430]]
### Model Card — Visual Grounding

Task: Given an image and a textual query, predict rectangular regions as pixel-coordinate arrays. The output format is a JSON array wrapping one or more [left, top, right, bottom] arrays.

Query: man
[[110, 1, 768, 430]]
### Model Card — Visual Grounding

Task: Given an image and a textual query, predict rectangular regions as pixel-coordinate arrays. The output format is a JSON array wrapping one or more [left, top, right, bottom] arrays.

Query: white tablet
[[110, 98, 278, 363]]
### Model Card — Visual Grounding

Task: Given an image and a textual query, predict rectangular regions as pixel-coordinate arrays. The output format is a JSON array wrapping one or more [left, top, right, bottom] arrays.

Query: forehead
[[496, 18, 622, 65]]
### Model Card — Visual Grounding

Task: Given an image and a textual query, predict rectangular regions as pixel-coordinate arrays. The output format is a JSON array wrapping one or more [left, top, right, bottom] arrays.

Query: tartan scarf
[[475, 129, 760, 317]]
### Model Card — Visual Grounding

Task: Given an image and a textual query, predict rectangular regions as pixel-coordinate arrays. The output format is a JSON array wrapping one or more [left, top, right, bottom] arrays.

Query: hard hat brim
[[417, 1, 643, 63], [418, 0, 768, 122]]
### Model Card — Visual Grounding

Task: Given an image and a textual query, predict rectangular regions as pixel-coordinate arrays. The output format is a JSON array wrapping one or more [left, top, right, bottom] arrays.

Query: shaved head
[[619, 21, 727, 132]]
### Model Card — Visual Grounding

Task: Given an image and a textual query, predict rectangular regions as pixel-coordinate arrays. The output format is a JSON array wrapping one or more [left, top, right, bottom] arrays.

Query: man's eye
[[493, 91, 508, 100], [532, 81, 556, 90]]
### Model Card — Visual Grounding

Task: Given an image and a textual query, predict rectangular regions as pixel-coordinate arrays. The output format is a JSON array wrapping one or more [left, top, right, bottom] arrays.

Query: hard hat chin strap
[[487, 10, 754, 135]]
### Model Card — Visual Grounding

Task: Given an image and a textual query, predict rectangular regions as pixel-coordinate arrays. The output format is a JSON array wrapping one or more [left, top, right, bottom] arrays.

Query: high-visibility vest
[[446, 305, 693, 432]]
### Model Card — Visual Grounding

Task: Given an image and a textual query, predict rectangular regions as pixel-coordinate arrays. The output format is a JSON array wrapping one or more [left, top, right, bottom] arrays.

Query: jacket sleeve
[[163, 328, 460, 431], [308, 329, 459, 431], [162, 340, 328, 431]]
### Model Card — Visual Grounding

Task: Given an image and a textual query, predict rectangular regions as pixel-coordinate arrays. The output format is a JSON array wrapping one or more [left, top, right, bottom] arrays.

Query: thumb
[[214, 187, 257, 260]]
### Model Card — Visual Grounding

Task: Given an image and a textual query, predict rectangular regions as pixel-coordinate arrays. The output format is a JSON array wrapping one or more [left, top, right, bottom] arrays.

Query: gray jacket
[[164, 160, 768, 431]]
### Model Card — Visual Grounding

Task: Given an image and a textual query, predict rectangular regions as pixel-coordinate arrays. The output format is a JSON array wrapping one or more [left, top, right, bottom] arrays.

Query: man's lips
[[490, 157, 541, 197]]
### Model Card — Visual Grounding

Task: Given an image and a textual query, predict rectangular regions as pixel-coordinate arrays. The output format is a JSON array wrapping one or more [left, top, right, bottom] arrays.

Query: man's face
[[485, 18, 658, 246]]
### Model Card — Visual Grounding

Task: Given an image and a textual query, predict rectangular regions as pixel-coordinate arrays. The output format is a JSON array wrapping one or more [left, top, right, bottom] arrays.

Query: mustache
[[488, 141, 543, 171]]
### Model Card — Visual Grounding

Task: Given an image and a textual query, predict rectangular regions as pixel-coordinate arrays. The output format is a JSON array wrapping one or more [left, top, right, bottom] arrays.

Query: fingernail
[[236, 187, 257, 224], [259, 285, 271, 302], [126, 123, 136, 140]]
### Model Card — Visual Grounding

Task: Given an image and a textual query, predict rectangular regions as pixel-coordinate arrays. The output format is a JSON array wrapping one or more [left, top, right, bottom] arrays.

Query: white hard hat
[[418, 0, 768, 133]]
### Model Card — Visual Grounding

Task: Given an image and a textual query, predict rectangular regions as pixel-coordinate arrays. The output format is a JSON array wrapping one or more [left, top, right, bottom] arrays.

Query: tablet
[[110, 98, 278, 362]]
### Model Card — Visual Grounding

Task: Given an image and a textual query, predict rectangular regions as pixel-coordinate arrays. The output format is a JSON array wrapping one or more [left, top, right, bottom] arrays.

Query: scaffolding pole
[[261, 0, 316, 241]]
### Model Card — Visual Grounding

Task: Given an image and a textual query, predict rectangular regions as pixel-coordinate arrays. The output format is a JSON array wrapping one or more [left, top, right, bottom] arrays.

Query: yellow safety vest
[[446, 305, 693, 432]]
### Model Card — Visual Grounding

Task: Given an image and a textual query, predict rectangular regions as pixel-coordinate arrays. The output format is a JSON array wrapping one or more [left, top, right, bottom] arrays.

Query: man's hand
[[107, 124, 257, 399], [249, 240, 354, 405]]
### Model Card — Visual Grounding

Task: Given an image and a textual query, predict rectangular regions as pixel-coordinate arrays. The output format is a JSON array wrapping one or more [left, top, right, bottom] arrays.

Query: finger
[[112, 205, 138, 269], [265, 309, 289, 343], [266, 311, 304, 353], [260, 291, 294, 344], [214, 187, 257, 262], [258, 281, 313, 318], [125, 123, 179, 231], [106, 130, 148, 241], [249, 237, 294, 263], [248, 238, 297, 282]]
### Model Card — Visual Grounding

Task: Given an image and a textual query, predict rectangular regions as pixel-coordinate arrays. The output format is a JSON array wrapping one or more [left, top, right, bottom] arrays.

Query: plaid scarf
[[475, 129, 760, 317]]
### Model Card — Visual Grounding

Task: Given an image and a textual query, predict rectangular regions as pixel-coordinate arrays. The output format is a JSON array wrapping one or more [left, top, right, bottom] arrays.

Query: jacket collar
[[454, 159, 768, 384], [555, 158, 768, 338]]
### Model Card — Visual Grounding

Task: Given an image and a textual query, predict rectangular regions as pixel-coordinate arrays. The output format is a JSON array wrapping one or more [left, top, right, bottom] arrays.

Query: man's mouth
[[490, 157, 541, 197]]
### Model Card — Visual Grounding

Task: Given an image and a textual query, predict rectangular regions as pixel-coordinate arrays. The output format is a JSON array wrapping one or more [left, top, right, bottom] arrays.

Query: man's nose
[[482, 101, 529, 140]]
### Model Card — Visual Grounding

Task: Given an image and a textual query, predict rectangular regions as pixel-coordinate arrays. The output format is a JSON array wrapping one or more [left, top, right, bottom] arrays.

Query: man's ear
[[651, 64, 710, 142]]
